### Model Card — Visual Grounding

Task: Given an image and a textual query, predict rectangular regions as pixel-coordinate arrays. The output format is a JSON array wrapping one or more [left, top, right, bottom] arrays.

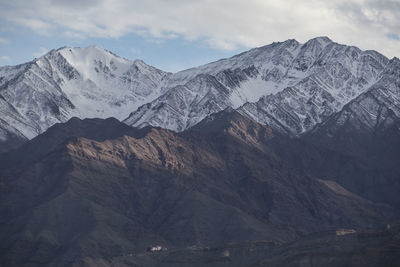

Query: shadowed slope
[[0, 113, 396, 266]]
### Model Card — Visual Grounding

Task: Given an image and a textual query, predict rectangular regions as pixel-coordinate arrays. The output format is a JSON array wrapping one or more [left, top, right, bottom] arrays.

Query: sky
[[0, 0, 400, 72]]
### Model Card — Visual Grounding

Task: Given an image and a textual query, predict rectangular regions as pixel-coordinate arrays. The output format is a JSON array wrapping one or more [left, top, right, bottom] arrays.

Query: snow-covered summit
[[0, 37, 398, 149], [0, 46, 170, 141], [125, 37, 391, 133], [313, 56, 400, 134]]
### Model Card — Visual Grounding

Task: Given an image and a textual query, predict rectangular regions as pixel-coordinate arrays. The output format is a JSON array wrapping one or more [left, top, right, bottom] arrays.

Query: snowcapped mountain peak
[[57, 45, 121, 57], [133, 59, 147, 66], [280, 38, 301, 48], [235, 38, 392, 134], [307, 36, 332, 45], [1, 37, 398, 149], [389, 56, 400, 65], [269, 38, 299, 48], [124, 37, 394, 133], [56, 46, 131, 80], [0, 45, 170, 141], [300, 36, 332, 55]]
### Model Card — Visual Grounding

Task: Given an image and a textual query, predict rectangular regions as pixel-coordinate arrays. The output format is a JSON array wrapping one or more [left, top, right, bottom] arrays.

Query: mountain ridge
[[0, 45, 170, 148], [2, 36, 398, 153], [1, 114, 397, 266], [1, 37, 400, 266]]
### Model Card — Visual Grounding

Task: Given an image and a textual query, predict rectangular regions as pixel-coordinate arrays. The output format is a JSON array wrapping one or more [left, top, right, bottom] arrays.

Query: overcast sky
[[0, 0, 399, 72]]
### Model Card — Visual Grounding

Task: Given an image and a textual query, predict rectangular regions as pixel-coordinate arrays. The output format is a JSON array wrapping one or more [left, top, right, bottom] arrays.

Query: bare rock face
[[295, 58, 400, 208], [0, 114, 396, 266]]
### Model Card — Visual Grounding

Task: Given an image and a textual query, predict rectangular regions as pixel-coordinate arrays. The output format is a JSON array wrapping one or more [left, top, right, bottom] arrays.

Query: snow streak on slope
[[311, 57, 400, 133], [0, 36, 397, 146], [125, 37, 390, 133], [0, 46, 170, 140], [124, 39, 303, 130], [56, 46, 169, 119], [238, 38, 390, 134]]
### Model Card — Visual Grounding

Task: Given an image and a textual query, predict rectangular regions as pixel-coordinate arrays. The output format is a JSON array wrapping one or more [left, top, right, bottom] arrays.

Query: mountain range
[[1, 36, 397, 151], [1, 37, 400, 266]]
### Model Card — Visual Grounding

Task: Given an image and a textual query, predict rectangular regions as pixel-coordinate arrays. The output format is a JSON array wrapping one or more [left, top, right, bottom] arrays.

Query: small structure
[[221, 249, 230, 257], [336, 229, 356, 236], [146, 245, 166, 252]]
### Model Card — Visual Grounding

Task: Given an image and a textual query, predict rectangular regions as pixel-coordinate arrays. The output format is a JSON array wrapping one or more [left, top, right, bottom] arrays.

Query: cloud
[[0, 0, 399, 57], [32, 47, 48, 58]]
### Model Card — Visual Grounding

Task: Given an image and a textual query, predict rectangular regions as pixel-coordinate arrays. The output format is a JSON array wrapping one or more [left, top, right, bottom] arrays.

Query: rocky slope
[[0, 46, 170, 149], [126, 37, 389, 133], [0, 114, 396, 266], [238, 38, 390, 134], [1, 37, 400, 267], [309, 57, 400, 136], [296, 57, 400, 208], [1, 37, 395, 153]]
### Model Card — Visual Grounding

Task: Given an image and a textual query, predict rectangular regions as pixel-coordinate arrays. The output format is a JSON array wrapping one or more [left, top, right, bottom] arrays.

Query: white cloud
[[0, 0, 400, 58], [32, 47, 48, 58]]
